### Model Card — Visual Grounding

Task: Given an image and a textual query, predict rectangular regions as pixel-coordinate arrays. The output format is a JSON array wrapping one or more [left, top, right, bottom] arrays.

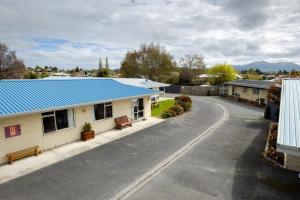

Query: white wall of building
[[0, 96, 151, 164]]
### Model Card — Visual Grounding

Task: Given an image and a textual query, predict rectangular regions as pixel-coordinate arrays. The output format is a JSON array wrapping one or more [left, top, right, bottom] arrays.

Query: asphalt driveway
[[128, 97, 300, 200]]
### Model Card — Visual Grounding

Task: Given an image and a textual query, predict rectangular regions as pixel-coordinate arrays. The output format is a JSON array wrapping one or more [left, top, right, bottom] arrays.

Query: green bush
[[175, 95, 192, 103], [161, 110, 173, 118], [169, 105, 184, 116], [177, 101, 192, 112], [82, 122, 92, 132]]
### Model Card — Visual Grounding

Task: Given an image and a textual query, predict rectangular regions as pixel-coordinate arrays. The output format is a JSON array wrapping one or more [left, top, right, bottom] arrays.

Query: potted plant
[[81, 122, 95, 141]]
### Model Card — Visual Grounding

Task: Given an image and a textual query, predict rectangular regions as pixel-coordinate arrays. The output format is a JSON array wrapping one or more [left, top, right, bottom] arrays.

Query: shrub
[[82, 122, 92, 132], [177, 101, 192, 112], [175, 95, 192, 103], [169, 105, 184, 116], [161, 110, 173, 118]]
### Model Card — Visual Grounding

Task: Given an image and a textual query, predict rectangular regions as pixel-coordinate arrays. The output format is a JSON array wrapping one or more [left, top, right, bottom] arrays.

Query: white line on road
[[109, 103, 229, 200]]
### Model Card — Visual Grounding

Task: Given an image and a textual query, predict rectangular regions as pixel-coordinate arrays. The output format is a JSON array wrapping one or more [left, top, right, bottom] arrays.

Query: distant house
[[0, 79, 157, 164], [277, 79, 300, 171], [223, 80, 273, 106], [110, 78, 169, 95]]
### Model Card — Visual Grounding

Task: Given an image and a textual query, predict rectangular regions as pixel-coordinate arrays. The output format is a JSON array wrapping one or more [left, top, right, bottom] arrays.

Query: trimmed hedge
[[176, 101, 192, 112], [169, 105, 184, 116], [175, 95, 192, 103], [161, 110, 173, 118]]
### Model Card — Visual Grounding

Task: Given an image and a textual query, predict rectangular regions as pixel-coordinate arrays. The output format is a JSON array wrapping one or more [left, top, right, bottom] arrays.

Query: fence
[[165, 85, 219, 96]]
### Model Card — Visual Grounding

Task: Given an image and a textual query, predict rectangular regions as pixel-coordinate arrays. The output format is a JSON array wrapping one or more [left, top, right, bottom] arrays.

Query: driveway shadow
[[232, 122, 300, 200]]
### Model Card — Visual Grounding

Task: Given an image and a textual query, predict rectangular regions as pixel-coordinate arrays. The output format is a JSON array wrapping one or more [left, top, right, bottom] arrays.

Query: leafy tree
[[208, 63, 237, 85], [180, 54, 205, 69], [120, 43, 175, 82], [0, 43, 25, 79], [75, 66, 80, 72], [24, 71, 38, 79], [179, 68, 193, 85], [96, 68, 109, 77], [40, 72, 49, 78], [290, 70, 300, 78]]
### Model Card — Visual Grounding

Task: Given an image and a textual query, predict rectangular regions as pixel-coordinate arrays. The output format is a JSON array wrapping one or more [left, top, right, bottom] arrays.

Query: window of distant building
[[253, 88, 260, 95]]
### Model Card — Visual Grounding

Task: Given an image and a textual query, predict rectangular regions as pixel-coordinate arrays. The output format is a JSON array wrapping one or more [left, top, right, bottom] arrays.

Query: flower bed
[[263, 123, 285, 166], [161, 95, 192, 118]]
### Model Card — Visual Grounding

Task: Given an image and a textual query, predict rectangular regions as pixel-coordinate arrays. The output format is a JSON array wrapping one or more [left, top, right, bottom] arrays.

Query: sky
[[0, 0, 300, 69]]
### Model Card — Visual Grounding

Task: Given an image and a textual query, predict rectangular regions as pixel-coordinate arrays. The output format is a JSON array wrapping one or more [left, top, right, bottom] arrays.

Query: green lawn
[[151, 99, 175, 118]]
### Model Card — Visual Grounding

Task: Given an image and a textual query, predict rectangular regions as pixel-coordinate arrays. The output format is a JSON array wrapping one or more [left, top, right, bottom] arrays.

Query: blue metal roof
[[0, 79, 158, 118], [277, 79, 300, 155]]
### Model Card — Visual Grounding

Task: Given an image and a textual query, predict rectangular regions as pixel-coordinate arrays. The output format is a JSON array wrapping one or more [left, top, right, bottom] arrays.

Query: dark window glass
[[138, 111, 144, 118], [105, 105, 113, 118], [42, 111, 54, 116], [253, 88, 260, 94], [55, 109, 69, 130], [94, 104, 104, 120], [43, 116, 56, 133], [138, 98, 144, 110]]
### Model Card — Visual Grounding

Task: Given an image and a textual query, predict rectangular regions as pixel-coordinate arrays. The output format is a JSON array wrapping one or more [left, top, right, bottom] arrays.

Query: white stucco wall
[[0, 96, 151, 164]]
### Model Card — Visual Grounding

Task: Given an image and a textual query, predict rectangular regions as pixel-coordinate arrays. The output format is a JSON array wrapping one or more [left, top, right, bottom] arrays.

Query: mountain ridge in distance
[[234, 61, 300, 72]]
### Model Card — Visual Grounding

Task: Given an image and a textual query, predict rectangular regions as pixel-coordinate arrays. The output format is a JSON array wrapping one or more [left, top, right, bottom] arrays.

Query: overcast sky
[[0, 0, 300, 69]]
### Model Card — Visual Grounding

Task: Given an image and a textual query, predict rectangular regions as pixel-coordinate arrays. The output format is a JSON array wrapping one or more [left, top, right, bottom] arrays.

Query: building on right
[[277, 78, 300, 171], [222, 80, 272, 106]]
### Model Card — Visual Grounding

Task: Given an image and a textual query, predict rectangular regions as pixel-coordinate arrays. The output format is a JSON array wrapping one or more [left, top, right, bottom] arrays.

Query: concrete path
[[0, 96, 224, 200], [0, 117, 164, 184]]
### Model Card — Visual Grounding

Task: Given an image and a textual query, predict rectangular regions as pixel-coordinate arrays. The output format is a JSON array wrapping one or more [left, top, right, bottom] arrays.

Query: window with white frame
[[94, 102, 113, 120], [253, 88, 260, 95], [42, 109, 74, 134]]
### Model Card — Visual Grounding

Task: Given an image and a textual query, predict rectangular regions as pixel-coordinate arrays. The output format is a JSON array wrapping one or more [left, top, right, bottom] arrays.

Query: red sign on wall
[[4, 125, 21, 138]]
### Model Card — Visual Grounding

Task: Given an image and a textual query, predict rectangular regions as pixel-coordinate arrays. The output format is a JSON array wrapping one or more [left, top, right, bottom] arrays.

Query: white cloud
[[0, 0, 299, 68]]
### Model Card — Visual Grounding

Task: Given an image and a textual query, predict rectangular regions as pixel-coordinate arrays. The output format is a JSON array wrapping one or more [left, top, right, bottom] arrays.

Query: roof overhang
[[224, 82, 270, 89]]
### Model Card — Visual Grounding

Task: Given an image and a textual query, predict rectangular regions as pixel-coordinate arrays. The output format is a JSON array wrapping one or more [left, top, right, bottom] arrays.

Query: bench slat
[[115, 116, 133, 129], [7, 146, 40, 164]]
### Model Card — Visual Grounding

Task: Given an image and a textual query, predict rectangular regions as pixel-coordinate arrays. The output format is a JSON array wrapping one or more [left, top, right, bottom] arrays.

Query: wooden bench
[[7, 146, 40, 165], [115, 116, 133, 130]]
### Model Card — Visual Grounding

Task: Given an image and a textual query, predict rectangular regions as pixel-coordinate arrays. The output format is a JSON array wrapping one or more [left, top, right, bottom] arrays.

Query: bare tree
[[0, 43, 25, 79], [180, 54, 205, 69]]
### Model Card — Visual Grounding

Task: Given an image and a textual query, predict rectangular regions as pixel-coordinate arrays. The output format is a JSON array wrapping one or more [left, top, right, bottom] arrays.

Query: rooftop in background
[[198, 74, 243, 80], [277, 79, 300, 156], [0, 79, 158, 118], [224, 79, 273, 89], [109, 78, 169, 89], [43, 76, 169, 89]]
